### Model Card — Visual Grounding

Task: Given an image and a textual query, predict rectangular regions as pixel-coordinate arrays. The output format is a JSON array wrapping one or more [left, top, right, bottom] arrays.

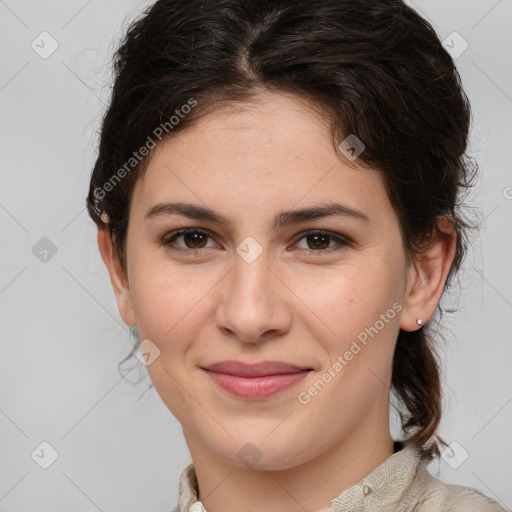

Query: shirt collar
[[175, 441, 424, 512]]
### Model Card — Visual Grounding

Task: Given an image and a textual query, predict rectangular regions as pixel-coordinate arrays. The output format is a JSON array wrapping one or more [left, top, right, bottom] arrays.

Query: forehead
[[130, 91, 394, 230], [152, 91, 334, 165]]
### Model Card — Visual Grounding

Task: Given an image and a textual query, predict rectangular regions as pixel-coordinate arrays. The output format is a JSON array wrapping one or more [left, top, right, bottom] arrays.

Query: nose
[[214, 252, 293, 343]]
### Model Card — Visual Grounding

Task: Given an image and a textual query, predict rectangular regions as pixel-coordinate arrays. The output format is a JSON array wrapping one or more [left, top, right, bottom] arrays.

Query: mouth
[[201, 360, 313, 400]]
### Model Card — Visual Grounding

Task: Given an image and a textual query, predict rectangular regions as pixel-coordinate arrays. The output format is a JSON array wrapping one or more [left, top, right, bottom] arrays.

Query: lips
[[202, 360, 312, 377], [201, 360, 313, 399]]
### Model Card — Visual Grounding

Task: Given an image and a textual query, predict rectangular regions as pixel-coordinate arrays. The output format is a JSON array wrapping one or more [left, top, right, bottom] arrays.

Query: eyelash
[[160, 228, 352, 256]]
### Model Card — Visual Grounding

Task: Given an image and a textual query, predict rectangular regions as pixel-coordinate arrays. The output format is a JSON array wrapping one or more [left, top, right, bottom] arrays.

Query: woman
[[87, 0, 506, 510]]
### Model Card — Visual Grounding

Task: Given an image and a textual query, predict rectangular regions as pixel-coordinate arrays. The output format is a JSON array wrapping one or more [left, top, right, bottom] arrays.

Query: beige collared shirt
[[171, 442, 506, 511]]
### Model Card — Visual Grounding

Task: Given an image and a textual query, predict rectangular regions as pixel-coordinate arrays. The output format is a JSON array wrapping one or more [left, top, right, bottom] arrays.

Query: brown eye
[[163, 229, 215, 252], [294, 230, 351, 254], [180, 231, 209, 249], [305, 233, 331, 250]]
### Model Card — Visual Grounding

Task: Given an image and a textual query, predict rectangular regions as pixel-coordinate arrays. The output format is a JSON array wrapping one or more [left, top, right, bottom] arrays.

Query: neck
[[183, 422, 395, 512]]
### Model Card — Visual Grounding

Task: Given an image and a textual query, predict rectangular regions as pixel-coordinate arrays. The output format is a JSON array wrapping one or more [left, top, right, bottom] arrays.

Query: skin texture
[[98, 90, 456, 512]]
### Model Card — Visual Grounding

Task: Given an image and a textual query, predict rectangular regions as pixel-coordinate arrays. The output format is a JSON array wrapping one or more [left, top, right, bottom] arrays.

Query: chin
[[211, 435, 318, 471]]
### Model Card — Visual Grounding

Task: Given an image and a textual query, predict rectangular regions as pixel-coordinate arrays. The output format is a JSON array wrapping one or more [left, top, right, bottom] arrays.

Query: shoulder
[[402, 462, 507, 511]]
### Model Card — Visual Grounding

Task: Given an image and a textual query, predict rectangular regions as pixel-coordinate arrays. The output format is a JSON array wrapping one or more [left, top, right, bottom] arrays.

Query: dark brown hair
[[87, 0, 478, 460]]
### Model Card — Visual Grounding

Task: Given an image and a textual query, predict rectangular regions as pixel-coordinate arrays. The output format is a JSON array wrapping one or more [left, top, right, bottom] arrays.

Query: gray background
[[1, 0, 511, 510]]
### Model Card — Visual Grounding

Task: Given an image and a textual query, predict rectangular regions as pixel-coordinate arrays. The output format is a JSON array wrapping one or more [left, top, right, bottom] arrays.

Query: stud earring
[[416, 318, 423, 326]]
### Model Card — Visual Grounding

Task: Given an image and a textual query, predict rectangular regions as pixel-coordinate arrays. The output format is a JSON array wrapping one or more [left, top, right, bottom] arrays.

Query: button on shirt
[[170, 442, 506, 512]]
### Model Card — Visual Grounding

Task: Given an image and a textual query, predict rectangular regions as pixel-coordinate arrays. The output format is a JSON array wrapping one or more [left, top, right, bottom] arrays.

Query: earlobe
[[399, 219, 457, 332], [97, 226, 137, 327]]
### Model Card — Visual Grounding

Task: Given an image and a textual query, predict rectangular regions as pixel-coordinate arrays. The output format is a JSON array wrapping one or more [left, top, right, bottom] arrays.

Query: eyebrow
[[144, 201, 370, 229]]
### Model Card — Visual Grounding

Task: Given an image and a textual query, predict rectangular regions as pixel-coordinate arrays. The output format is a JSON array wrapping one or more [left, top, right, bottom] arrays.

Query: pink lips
[[201, 360, 312, 399]]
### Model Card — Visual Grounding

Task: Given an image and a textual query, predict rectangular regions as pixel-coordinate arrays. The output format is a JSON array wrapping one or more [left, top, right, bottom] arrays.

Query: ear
[[399, 217, 457, 332], [97, 225, 137, 327]]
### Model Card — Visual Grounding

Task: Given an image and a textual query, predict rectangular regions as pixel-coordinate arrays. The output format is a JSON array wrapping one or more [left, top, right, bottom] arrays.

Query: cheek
[[295, 258, 398, 332], [127, 261, 216, 416], [128, 259, 214, 350], [292, 258, 402, 387], [299, 268, 400, 419]]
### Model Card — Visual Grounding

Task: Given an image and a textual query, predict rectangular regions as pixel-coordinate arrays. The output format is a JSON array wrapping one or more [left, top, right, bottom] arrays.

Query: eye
[[162, 229, 217, 253], [292, 230, 351, 255], [161, 228, 351, 255]]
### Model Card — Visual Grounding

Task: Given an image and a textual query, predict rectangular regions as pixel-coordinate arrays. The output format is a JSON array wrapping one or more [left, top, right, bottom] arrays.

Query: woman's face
[[115, 91, 417, 469]]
